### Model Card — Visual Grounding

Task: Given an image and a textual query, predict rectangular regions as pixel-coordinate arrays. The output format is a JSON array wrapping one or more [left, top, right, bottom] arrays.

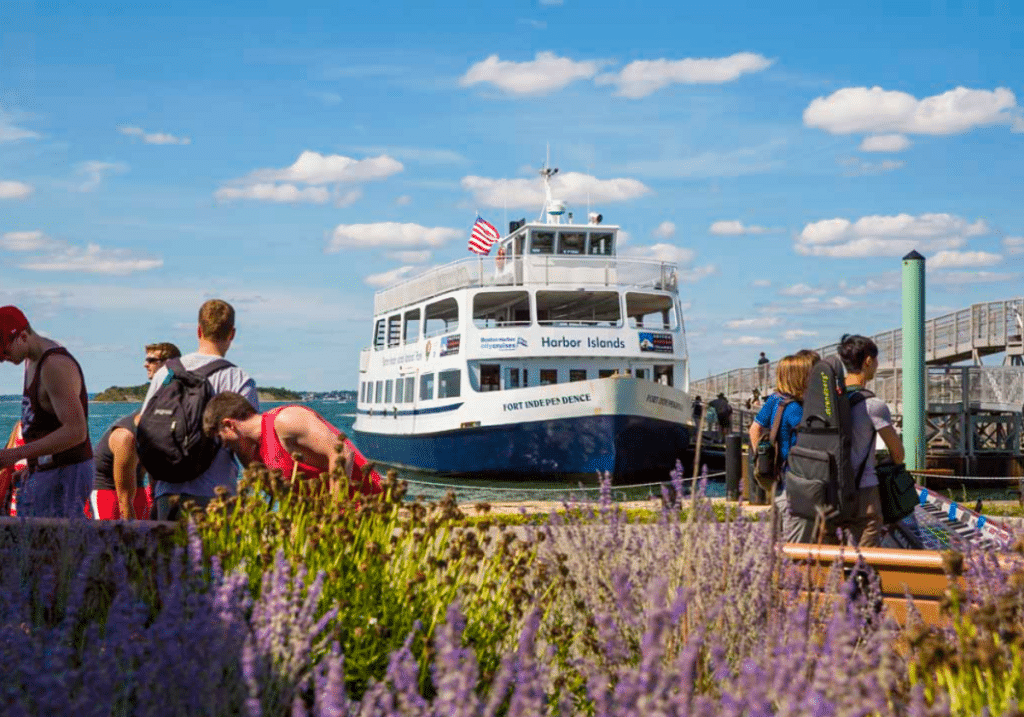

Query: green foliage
[[189, 463, 564, 697], [92, 384, 149, 401]]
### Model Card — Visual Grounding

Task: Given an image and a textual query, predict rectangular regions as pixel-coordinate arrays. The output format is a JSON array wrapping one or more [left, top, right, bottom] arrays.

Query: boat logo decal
[[479, 336, 525, 352], [440, 334, 461, 357], [638, 331, 673, 353]]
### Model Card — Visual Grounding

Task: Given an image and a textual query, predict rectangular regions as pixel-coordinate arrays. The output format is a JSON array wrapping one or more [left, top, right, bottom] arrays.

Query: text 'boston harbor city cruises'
[[353, 166, 693, 482]]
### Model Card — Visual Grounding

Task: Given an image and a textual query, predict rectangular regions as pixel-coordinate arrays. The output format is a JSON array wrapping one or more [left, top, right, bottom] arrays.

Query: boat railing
[[373, 255, 679, 316]]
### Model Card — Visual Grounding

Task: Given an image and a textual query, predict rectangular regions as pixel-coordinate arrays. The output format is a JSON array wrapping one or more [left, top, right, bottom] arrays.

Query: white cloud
[[840, 272, 901, 295], [20, 244, 162, 275], [779, 283, 824, 297], [839, 157, 905, 176], [930, 270, 1017, 285], [0, 230, 54, 251], [215, 183, 331, 204], [652, 221, 676, 239], [76, 161, 128, 192], [460, 52, 606, 96], [1004, 236, 1024, 255], [596, 52, 773, 99], [859, 134, 912, 152], [804, 86, 1018, 136], [929, 250, 1002, 269], [240, 151, 402, 185], [0, 180, 33, 200], [395, 195, 412, 206], [725, 317, 780, 329], [118, 125, 191, 145], [0, 108, 39, 142], [795, 213, 989, 258], [364, 265, 422, 287], [752, 279, 771, 288], [461, 171, 650, 209], [327, 222, 462, 252], [217, 151, 402, 205], [386, 250, 432, 263], [723, 335, 776, 346], [783, 329, 818, 341], [678, 265, 717, 282], [709, 220, 769, 235], [352, 146, 467, 165], [622, 243, 694, 264]]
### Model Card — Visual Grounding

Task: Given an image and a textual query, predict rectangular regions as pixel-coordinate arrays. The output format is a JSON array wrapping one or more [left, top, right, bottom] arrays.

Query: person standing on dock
[[0, 306, 94, 518], [709, 393, 733, 437], [201, 392, 382, 496], [837, 334, 904, 547], [139, 299, 258, 520]]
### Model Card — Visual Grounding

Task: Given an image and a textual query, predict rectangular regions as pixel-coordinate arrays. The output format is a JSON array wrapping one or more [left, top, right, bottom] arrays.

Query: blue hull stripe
[[354, 414, 690, 481], [356, 402, 464, 417]]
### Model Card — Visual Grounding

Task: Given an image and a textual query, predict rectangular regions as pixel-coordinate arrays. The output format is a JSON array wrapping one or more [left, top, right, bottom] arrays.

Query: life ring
[[496, 245, 506, 270]]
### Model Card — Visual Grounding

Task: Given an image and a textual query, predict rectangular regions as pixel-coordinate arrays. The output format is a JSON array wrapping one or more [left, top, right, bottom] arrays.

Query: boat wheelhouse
[[353, 168, 693, 482]]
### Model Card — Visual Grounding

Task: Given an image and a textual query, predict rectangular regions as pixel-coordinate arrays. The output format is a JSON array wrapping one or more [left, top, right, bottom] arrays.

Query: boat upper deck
[[374, 222, 680, 316]]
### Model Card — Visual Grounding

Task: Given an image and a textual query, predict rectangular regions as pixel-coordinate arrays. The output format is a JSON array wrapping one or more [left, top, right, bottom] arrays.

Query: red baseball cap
[[0, 306, 28, 352]]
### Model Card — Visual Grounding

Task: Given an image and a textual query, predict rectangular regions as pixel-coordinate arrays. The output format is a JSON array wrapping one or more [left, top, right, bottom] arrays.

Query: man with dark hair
[[143, 342, 181, 380], [139, 299, 258, 520], [709, 392, 733, 437], [202, 392, 381, 496], [0, 306, 94, 517], [837, 333, 904, 547]]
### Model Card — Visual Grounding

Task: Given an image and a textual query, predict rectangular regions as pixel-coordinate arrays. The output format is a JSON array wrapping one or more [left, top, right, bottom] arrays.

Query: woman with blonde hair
[[748, 352, 815, 466]]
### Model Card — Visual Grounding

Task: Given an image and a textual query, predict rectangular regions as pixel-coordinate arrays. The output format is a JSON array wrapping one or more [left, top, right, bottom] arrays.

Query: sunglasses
[[144, 356, 164, 364]]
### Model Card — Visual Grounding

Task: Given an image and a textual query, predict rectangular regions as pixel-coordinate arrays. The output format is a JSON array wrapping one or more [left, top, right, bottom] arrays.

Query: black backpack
[[136, 358, 234, 484], [785, 356, 872, 526], [753, 395, 794, 490]]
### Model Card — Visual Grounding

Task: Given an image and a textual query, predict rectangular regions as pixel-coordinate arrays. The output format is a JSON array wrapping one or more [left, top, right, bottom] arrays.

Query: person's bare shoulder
[[39, 352, 83, 395], [108, 426, 136, 454], [273, 406, 320, 438]]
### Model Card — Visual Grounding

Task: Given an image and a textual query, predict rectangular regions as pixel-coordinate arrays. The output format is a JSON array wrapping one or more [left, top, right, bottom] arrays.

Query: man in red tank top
[[202, 392, 381, 496], [0, 306, 94, 517]]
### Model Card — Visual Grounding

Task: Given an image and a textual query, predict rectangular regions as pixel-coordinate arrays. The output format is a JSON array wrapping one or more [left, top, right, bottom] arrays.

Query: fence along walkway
[[693, 297, 1024, 412]]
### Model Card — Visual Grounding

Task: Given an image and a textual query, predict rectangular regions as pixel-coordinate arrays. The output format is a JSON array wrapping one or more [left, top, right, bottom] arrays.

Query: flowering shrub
[[1, 467, 1023, 715]]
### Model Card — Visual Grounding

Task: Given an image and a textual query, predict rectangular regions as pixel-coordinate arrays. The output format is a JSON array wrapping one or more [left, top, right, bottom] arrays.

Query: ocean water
[[0, 399, 697, 503]]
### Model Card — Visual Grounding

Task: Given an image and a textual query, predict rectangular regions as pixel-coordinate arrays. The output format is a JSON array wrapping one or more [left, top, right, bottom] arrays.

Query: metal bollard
[[725, 433, 742, 500]]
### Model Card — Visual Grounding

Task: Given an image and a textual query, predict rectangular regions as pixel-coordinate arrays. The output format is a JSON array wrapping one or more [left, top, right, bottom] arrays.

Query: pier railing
[[373, 256, 679, 315]]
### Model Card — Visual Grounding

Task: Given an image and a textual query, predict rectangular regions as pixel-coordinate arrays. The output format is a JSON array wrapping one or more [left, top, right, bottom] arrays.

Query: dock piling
[[902, 251, 927, 471]]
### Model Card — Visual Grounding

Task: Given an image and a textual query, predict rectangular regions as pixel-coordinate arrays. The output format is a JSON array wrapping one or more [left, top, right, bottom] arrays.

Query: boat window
[[387, 315, 402, 347], [588, 232, 614, 256], [480, 364, 500, 392], [439, 369, 461, 398], [635, 368, 648, 380], [540, 369, 558, 385], [536, 291, 621, 327], [531, 231, 555, 254], [373, 319, 386, 350], [420, 373, 435, 401], [626, 293, 677, 330], [506, 367, 520, 389], [557, 231, 586, 255], [474, 291, 531, 328], [403, 309, 421, 344], [598, 369, 616, 378], [384, 380, 393, 403], [425, 298, 459, 338], [395, 377, 404, 403], [404, 377, 415, 403], [569, 369, 587, 382], [654, 365, 674, 387], [374, 381, 383, 403]]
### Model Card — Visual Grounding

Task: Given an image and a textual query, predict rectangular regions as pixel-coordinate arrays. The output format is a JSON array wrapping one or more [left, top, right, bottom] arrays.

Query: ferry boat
[[353, 166, 693, 482]]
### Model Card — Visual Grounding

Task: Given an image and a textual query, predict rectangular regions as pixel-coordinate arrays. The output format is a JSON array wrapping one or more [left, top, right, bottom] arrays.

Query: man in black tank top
[[92, 412, 148, 520], [0, 306, 94, 518]]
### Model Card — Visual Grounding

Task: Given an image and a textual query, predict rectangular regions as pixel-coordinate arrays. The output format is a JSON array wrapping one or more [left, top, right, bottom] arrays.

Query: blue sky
[[1, 0, 1022, 392]]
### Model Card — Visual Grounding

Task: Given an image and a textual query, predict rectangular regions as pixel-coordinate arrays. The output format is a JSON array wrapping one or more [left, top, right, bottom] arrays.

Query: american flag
[[468, 216, 501, 255]]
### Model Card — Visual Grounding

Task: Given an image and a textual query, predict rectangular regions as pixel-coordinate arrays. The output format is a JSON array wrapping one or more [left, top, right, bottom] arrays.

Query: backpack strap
[[192, 358, 235, 380], [768, 397, 792, 445], [849, 390, 876, 489]]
